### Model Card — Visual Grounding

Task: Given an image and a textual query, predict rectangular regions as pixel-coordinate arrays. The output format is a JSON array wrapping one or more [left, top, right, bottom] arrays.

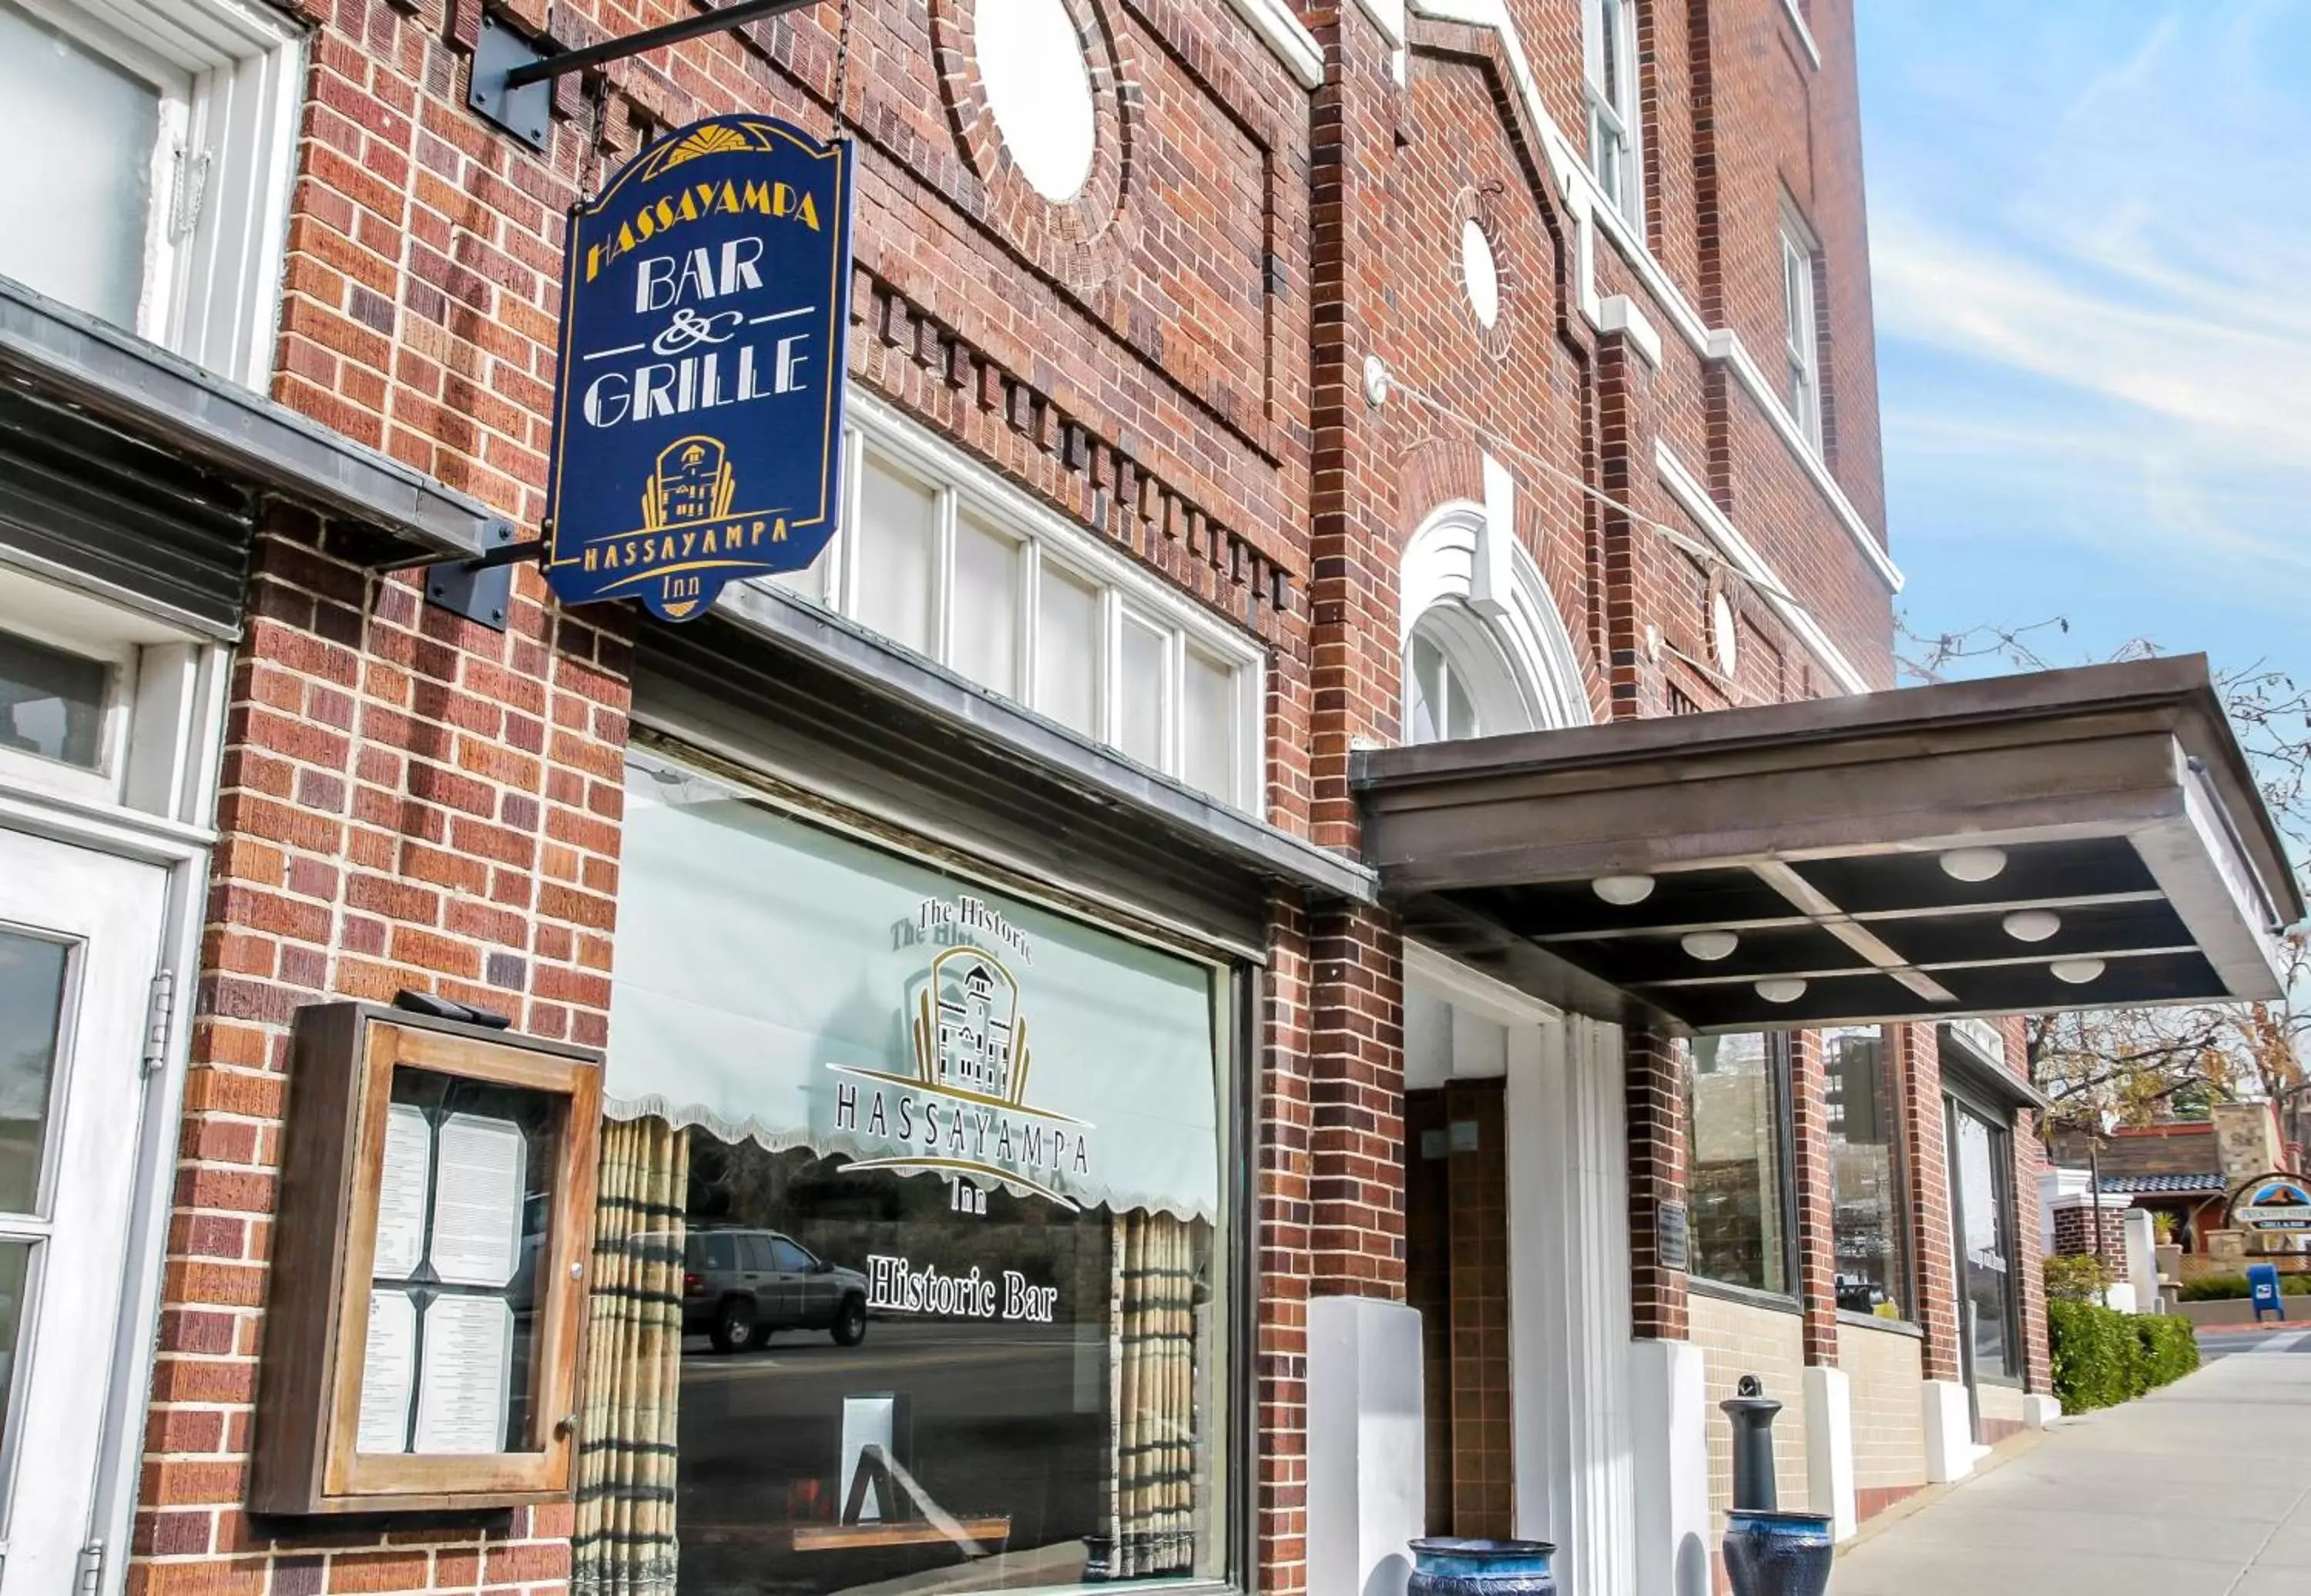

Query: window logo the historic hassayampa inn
[[827, 897, 1093, 1209]]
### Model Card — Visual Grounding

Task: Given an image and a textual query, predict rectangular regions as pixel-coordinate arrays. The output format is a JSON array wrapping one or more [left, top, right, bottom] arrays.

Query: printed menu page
[[429, 1113, 526, 1289], [357, 1289, 418, 1453], [372, 1104, 433, 1280], [413, 1294, 514, 1454]]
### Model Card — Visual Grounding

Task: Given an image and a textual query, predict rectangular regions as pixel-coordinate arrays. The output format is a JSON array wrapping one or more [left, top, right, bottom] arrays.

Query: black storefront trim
[[0, 275, 500, 632]]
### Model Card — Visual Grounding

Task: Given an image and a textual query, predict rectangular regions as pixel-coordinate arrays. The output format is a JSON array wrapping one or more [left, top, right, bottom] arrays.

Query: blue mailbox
[[2249, 1262, 2287, 1322]]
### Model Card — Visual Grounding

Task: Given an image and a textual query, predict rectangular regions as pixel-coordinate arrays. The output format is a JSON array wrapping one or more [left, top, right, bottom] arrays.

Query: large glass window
[[1685, 1034, 1793, 1296], [605, 753, 1237, 1594], [1823, 1028, 1908, 1319], [1949, 1101, 2021, 1382], [776, 410, 1264, 811]]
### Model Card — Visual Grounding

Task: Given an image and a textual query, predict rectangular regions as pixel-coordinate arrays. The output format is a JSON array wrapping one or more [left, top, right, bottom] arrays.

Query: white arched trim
[[1401, 499, 1592, 734]]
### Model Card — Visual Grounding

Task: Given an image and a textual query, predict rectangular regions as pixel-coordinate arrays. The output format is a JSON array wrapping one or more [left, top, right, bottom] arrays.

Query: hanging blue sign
[[543, 116, 852, 622]]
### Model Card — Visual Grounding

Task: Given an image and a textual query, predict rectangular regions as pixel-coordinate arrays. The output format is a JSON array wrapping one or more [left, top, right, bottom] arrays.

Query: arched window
[[1400, 500, 1591, 744]]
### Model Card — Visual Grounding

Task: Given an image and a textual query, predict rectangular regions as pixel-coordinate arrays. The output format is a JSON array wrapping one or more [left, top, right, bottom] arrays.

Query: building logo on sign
[[543, 115, 852, 622], [829, 903, 1092, 1208], [2234, 1172, 2311, 1232]]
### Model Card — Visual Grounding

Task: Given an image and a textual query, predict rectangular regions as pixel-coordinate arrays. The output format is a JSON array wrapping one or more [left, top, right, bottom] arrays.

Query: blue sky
[[1855, 2, 2311, 687]]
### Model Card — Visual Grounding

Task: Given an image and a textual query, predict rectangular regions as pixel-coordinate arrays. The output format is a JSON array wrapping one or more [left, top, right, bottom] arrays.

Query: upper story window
[[1407, 620, 1482, 743], [1585, 0, 1642, 220], [0, 0, 300, 387], [1780, 208, 1824, 448], [774, 400, 1264, 813]]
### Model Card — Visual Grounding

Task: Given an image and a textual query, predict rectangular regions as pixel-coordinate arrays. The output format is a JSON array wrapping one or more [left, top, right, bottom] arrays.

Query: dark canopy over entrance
[[1355, 658, 2302, 1033]]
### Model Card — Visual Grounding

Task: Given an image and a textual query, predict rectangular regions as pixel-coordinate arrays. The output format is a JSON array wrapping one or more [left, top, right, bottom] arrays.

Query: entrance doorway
[[1945, 1095, 2023, 1441], [0, 826, 168, 1590], [1400, 949, 1636, 1596]]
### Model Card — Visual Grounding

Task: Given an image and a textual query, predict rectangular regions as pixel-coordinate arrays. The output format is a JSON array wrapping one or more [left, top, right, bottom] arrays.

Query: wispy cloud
[[1861, 1, 2311, 618]]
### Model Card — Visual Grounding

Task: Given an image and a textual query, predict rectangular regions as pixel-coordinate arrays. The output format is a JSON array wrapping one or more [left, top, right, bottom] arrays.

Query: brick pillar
[[1444, 1080, 1511, 1536], [1307, 904, 1405, 1298], [1259, 893, 1316, 1596], [137, 507, 630, 1591], [1787, 1030, 1840, 1363], [1595, 327, 1654, 719], [2013, 1109, 2054, 1393], [1897, 1023, 1960, 1383], [1626, 1027, 1689, 1340]]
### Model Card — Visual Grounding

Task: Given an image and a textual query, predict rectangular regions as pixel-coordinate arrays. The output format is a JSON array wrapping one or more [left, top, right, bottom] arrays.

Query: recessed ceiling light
[[1682, 930, 1739, 961], [1755, 978, 1808, 1004], [1939, 847, 2007, 883], [2051, 957, 2105, 986], [1593, 874, 1656, 906], [2003, 909, 2061, 944]]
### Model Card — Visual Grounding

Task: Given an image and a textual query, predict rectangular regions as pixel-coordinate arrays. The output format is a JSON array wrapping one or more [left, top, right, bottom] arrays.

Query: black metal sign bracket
[[469, 0, 822, 150], [375, 520, 543, 632]]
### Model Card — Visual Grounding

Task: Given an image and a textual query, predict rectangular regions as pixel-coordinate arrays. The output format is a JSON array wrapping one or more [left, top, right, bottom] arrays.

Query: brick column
[[137, 508, 630, 1591], [1625, 1027, 1689, 1340], [1306, 904, 1405, 1298], [2013, 1109, 2054, 1394], [1896, 1023, 1960, 1383], [1259, 893, 1316, 1596], [1787, 1031, 1840, 1363]]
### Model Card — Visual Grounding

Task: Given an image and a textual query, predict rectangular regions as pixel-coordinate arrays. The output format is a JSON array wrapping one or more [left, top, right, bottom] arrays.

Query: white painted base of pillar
[[2024, 1393, 2061, 1430], [1630, 1338, 1711, 1596], [1308, 1295, 1425, 1596], [1921, 1378, 1977, 1484], [1803, 1364, 1857, 1542]]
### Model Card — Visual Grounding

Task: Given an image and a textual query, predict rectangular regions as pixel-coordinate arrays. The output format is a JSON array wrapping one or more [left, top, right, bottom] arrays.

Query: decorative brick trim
[[1451, 185, 1518, 363], [1260, 892, 1315, 1596]]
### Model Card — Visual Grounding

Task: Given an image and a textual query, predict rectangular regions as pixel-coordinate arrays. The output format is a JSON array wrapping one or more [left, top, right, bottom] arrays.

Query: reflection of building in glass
[[1686, 1036, 1787, 1295], [1825, 1028, 1906, 1316], [932, 950, 1018, 1098]]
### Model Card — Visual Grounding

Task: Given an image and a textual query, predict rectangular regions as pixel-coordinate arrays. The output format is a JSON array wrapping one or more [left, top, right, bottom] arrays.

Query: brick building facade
[[6, 0, 2289, 1594]]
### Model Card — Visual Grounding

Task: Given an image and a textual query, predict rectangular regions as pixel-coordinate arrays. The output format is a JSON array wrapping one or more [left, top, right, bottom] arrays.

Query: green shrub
[[2045, 1254, 2111, 1303], [2048, 1299, 2148, 1412], [2179, 1272, 2311, 1301], [2049, 1300, 2202, 1411], [2137, 1314, 2201, 1387]]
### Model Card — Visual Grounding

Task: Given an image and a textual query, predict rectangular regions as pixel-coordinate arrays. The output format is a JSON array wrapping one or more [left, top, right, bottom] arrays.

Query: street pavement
[[1833, 1327, 2311, 1595]]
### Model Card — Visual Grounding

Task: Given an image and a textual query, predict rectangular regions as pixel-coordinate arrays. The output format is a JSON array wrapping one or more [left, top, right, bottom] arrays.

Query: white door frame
[[0, 561, 225, 1596]]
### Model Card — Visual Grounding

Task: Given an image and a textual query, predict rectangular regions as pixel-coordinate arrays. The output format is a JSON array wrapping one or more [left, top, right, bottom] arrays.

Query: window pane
[[1119, 615, 1167, 769], [1824, 1028, 1906, 1319], [1408, 632, 1445, 745], [951, 511, 1020, 693], [1035, 563, 1101, 735], [0, 629, 109, 770], [1685, 1034, 1789, 1295], [0, 928, 69, 1212], [1182, 646, 1237, 801], [0, 1240, 27, 1454], [0, 0, 158, 330], [854, 459, 937, 654]]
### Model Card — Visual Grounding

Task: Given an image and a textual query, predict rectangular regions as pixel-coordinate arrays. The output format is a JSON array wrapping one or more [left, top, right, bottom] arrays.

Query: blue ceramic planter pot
[[1407, 1537, 1558, 1596], [1722, 1510, 1833, 1596]]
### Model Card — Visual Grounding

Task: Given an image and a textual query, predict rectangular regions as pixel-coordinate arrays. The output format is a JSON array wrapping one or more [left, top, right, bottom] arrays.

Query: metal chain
[[830, 0, 854, 138], [579, 73, 614, 202]]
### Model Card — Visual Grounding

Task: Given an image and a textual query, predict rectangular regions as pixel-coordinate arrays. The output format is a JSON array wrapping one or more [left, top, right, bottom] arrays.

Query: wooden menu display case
[[250, 1001, 602, 1515]]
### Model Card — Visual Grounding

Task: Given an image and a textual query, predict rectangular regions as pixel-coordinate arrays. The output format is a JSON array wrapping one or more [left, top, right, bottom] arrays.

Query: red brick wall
[[1786, 1031, 1840, 1363], [1897, 1023, 1962, 1383], [1627, 1029, 1692, 1340], [138, 511, 628, 1594]]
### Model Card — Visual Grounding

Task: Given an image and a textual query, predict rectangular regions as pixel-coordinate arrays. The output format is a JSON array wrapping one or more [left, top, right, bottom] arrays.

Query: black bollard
[[1719, 1374, 1781, 1513]]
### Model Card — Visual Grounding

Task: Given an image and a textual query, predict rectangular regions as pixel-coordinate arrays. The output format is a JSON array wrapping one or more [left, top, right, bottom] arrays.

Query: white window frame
[[1584, 0, 1642, 223], [774, 393, 1267, 813], [1779, 206, 1823, 451], [2, 0, 303, 387]]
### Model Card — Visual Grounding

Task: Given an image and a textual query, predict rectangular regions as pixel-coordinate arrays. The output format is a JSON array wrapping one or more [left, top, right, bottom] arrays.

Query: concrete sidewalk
[[1833, 1336, 2311, 1595]]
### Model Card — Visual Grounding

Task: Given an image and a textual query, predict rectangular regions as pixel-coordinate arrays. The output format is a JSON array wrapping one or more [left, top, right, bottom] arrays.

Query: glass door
[[0, 825, 167, 1589], [1945, 1098, 2022, 1440]]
